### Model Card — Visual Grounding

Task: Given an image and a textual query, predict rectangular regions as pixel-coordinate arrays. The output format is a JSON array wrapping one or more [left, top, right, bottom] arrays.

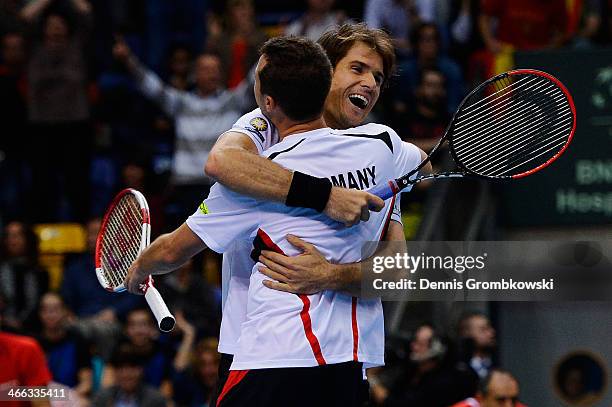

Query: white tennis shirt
[[187, 118, 421, 370], [216, 109, 403, 356]]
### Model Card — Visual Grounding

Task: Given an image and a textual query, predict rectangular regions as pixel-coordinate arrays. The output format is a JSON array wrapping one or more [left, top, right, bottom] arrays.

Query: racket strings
[[454, 89, 568, 162], [455, 89, 569, 176], [104, 203, 141, 286], [454, 75, 535, 127], [452, 88, 565, 157], [105, 208, 139, 279], [100, 195, 143, 288], [458, 74, 527, 114], [466, 123, 570, 177], [450, 74, 573, 177], [453, 77, 556, 135], [102, 211, 137, 286], [471, 99, 570, 175], [476, 115, 572, 175]]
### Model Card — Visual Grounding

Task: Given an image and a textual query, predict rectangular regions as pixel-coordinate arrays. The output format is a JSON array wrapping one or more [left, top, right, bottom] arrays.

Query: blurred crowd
[[1, 0, 612, 227], [1, 0, 612, 405]]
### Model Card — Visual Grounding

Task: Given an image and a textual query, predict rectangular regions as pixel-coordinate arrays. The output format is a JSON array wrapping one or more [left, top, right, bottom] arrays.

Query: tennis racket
[[95, 188, 175, 332], [371, 69, 576, 200]]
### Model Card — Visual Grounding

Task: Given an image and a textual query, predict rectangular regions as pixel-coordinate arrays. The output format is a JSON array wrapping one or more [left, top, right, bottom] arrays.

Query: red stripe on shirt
[[351, 297, 359, 361], [297, 293, 327, 365], [216, 369, 249, 406], [257, 228, 327, 366], [257, 228, 284, 254]]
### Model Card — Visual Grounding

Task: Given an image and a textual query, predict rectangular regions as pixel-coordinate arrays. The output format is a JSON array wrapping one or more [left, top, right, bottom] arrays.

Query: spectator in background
[[371, 323, 477, 407], [285, 0, 348, 42], [395, 68, 450, 153], [451, 369, 527, 407], [93, 343, 166, 407], [570, 0, 603, 47], [113, 37, 255, 228], [364, 0, 419, 56], [0, 31, 29, 221], [166, 43, 194, 91], [105, 307, 175, 399], [23, 0, 93, 222], [157, 258, 220, 338], [457, 311, 497, 380], [394, 23, 463, 115], [145, 0, 210, 74], [448, 0, 484, 70], [118, 159, 168, 235], [172, 337, 220, 407], [478, 0, 567, 53], [365, 0, 452, 56], [34, 292, 93, 401], [0, 221, 49, 332], [206, 0, 267, 89], [0, 293, 53, 407]]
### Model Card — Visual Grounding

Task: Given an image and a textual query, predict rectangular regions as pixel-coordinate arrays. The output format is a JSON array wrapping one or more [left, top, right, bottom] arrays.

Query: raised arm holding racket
[[371, 69, 576, 199]]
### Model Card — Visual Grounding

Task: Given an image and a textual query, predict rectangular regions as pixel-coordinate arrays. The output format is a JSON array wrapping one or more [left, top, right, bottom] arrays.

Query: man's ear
[[264, 95, 276, 113]]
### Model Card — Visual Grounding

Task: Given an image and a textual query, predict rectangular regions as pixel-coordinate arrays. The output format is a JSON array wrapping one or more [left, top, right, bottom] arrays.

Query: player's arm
[[258, 143, 429, 296], [206, 131, 385, 226], [258, 220, 406, 297], [125, 224, 207, 294], [417, 147, 432, 175]]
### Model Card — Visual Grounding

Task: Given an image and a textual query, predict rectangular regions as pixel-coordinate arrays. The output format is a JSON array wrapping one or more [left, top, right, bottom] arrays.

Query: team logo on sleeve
[[198, 202, 209, 214], [249, 117, 268, 132]]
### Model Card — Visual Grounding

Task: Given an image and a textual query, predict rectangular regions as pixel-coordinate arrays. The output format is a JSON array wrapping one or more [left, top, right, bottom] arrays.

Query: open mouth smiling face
[[327, 41, 384, 129]]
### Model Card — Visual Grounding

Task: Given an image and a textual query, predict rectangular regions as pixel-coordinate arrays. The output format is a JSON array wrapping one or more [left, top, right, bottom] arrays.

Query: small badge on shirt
[[198, 202, 209, 214], [249, 117, 268, 132]]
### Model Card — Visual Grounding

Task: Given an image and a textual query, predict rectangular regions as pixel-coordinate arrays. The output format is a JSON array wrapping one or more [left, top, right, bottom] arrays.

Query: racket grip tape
[[369, 181, 399, 201], [144, 285, 176, 332]]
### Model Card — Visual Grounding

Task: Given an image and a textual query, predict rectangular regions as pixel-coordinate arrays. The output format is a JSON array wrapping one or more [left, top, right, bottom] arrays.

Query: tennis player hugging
[[126, 29, 428, 407]]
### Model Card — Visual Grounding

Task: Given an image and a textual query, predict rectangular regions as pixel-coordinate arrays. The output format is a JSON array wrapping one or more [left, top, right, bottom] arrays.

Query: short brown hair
[[318, 23, 396, 89], [259, 36, 332, 121]]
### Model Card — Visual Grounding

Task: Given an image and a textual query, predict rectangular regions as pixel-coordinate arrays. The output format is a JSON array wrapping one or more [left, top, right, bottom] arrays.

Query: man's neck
[[322, 111, 342, 130], [277, 117, 327, 140]]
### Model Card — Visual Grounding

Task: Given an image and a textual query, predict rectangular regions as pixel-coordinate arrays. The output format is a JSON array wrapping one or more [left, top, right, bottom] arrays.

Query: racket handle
[[144, 285, 176, 332], [369, 181, 399, 201]]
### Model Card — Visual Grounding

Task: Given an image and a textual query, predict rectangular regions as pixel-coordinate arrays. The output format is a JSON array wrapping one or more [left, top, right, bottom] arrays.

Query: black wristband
[[286, 171, 332, 212]]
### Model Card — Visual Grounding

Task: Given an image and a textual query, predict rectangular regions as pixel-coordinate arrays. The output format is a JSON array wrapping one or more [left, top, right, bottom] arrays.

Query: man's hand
[[125, 260, 149, 295], [324, 187, 385, 227], [258, 235, 336, 294]]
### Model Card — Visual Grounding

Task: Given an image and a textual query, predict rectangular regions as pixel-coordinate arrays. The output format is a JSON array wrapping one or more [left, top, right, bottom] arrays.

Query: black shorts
[[216, 361, 369, 407], [210, 353, 234, 407]]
